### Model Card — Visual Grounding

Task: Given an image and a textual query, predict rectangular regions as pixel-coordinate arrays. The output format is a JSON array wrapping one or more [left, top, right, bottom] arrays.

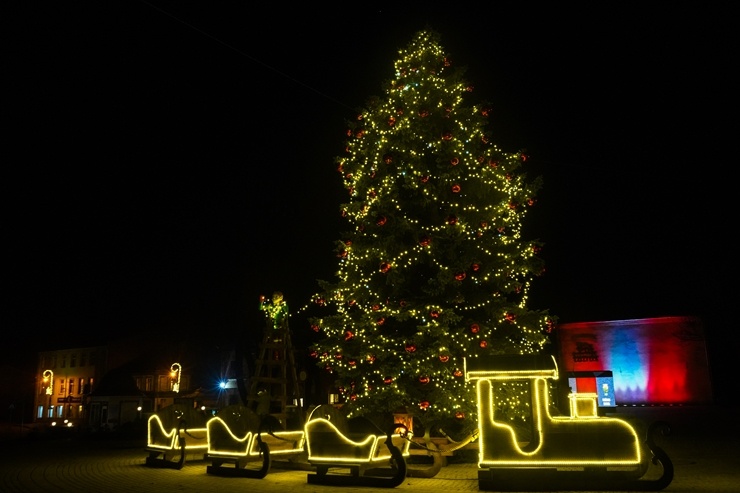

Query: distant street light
[[42, 369, 54, 395], [170, 363, 181, 393]]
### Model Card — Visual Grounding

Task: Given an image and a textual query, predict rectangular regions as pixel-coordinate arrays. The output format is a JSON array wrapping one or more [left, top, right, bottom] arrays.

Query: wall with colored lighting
[[555, 316, 713, 406]]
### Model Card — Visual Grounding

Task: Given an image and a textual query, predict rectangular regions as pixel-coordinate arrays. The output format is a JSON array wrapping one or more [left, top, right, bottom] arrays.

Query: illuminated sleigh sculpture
[[466, 354, 674, 491], [205, 404, 305, 478], [304, 404, 411, 487], [145, 403, 209, 469]]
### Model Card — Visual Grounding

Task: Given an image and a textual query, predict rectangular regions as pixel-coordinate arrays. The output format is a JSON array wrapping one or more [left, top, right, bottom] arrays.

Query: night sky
[[7, 4, 736, 402]]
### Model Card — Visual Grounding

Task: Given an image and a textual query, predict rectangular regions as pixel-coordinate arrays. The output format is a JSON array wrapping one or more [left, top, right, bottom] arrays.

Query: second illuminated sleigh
[[304, 404, 411, 487], [205, 404, 305, 478], [465, 354, 673, 491]]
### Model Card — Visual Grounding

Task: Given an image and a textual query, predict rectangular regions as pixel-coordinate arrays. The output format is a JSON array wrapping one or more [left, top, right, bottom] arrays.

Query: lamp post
[[42, 370, 53, 419], [170, 363, 181, 393]]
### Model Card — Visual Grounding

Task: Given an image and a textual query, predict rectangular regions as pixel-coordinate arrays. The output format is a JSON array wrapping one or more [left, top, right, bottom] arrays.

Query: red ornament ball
[[383, 376, 394, 385], [470, 323, 480, 334], [418, 375, 430, 384], [405, 342, 417, 353], [419, 400, 431, 410], [455, 411, 465, 420], [439, 354, 450, 363], [479, 340, 488, 348]]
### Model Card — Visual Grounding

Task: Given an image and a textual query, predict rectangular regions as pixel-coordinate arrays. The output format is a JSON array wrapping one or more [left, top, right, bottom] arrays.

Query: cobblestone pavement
[[1, 406, 738, 493]]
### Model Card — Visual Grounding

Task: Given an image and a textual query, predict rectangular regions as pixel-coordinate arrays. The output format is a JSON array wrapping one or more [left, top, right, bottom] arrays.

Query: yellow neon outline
[[475, 376, 643, 468], [146, 414, 208, 452]]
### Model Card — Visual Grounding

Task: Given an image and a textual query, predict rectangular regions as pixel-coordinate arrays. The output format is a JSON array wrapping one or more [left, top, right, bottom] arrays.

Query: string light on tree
[[308, 29, 555, 439]]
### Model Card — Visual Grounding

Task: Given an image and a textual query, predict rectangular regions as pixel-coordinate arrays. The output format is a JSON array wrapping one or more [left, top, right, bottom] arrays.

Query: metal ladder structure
[[246, 321, 303, 428]]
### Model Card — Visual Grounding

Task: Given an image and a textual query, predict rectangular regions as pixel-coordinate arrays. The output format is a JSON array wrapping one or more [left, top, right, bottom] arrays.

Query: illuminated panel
[[557, 316, 712, 405], [568, 393, 598, 417]]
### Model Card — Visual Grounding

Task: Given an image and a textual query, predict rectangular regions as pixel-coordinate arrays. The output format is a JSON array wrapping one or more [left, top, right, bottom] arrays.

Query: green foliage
[[308, 29, 555, 439]]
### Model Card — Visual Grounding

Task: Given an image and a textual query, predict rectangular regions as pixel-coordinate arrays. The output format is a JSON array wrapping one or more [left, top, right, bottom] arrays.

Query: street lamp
[[43, 369, 54, 395], [170, 363, 181, 393], [42, 370, 54, 419]]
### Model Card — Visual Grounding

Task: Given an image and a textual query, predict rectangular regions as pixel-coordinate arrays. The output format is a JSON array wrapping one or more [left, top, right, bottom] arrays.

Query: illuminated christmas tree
[[308, 30, 555, 438]]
